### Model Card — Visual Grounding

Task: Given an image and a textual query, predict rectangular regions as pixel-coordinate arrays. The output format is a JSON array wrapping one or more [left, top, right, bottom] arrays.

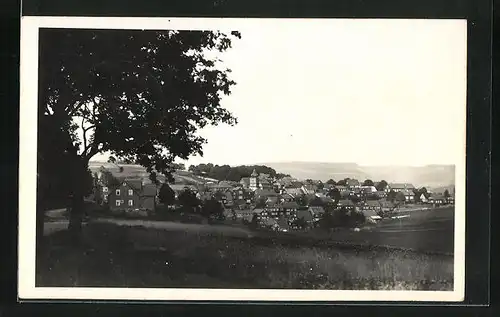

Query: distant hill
[[89, 160, 455, 188], [258, 161, 455, 188]]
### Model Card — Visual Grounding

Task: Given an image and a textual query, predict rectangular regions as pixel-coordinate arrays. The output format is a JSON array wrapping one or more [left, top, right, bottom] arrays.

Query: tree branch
[[81, 116, 87, 155]]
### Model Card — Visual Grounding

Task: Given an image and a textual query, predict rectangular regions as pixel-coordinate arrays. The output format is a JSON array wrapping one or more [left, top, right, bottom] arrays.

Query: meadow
[[36, 221, 453, 290]]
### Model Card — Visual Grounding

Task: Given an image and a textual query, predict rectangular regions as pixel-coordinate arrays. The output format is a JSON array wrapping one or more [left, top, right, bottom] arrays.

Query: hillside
[[258, 162, 455, 188], [88, 161, 213, 185]]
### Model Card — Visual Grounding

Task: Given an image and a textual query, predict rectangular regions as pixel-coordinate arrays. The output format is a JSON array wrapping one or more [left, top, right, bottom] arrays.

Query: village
[[88, 164, 456, 233]]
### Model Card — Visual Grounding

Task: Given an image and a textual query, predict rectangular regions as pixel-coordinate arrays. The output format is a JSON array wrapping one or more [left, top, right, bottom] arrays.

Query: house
[[360, 185, 378, 197], [429, 194, 447, 206], [376, 191, 387, 199], [401, 189, 415, 203], [239, 177, 250, 189], [447, 195, 455, 205], [279, 193, 295, 203], [281, 201, 300, 213], [420, 193, 429, 203], [254, 189, 279, 200], [385, 183, 416, 193], [337, 199, 356, 212], [284, 187, 305, 198], [361, 200, 382, 213], [308, 206, 325, 223], [107, 179, 157, 212], [302, 184, 317, 194]]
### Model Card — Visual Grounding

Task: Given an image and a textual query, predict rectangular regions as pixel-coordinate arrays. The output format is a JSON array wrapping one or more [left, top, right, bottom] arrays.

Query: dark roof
[[366, 200, 381, 207], [285, 188, 304, 196], [255, 189, 278, 197], [253, 208, 265, 214], [289, 181, 304, 188], [389, 183, 415, 190], [338, 199, 355, 206], [430, 194, 446, 200], [401, 189, 414, 195], [124, 179, 143, 191], [281, 201, 300, 209]]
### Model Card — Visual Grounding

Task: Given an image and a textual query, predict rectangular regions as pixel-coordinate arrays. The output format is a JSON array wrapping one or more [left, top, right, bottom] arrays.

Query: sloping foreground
[[36, 222, 453, 290]]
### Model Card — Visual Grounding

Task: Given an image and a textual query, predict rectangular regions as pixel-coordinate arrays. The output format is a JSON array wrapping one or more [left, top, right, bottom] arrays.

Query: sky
[[89, 19, 467, 167]]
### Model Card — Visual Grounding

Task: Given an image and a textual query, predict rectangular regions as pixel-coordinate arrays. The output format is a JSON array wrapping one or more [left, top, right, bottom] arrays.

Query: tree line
[[187, 163, 290, 182]]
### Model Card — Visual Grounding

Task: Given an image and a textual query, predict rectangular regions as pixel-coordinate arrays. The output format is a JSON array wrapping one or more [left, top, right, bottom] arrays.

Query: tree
[[293, 217, 309, 230], [171, 163, 186, 171], [387, 189, 397, 203], [362, 179, 374, 186], [309, 196, 324, 207], [158, 183, 175, 206], [444, 189, 450, 198], [376, 180, 388, 191], [395, 191, 406, 204], [327, 187, 341, 202], [100, 169, 121, 188], [295, 195, 308, 207], [255, 197, 267, 208], [326, 179, 336, 185], [316, 182, 324, 191], [201, 198, 224, 220], [178, 188, 200, 212], [337, 178, 349, 186], [38, 29, 241, 242]]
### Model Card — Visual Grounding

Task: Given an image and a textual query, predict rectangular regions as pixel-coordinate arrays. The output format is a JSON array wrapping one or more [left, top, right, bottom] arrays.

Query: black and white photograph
[[19, 17, 466, 301]]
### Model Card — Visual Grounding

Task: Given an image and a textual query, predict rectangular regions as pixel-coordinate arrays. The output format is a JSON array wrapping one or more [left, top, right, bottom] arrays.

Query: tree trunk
[[67, 157, 89, 246], [68, 193, 85, 245]]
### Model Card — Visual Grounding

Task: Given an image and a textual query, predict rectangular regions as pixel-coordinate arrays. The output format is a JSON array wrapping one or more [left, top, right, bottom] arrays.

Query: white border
[[19, 16, 467, 302]]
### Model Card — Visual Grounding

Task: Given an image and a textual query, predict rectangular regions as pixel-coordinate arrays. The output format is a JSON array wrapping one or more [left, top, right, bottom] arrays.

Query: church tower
[[249, 169, 259, 191]]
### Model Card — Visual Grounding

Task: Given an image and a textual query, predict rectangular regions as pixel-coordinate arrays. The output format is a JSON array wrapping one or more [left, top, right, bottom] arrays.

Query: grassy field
[[36, 221, 453, 290]]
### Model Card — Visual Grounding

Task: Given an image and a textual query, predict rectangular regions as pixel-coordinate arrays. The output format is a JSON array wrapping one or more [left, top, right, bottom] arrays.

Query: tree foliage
[[375, 180, 388, 191], [387, 189, 397, 202], [336, 178, 348, 186], [201, 198, 224, 219], [178, 188, 200, 211], [444, 189, 450, 198], [188, 163, 286, 181], [362, 179, 374, 186], [158, 183, 175, 206], [326, 179, 336, 185], [327, 188, 341, 201]]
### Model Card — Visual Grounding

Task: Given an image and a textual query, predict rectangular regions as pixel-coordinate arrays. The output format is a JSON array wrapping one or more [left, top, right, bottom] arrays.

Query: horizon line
[[89, 159, 456, 168]]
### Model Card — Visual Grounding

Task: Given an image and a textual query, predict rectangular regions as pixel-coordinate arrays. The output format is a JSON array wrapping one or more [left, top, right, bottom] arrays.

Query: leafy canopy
[[39, 29, 241, 179]]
